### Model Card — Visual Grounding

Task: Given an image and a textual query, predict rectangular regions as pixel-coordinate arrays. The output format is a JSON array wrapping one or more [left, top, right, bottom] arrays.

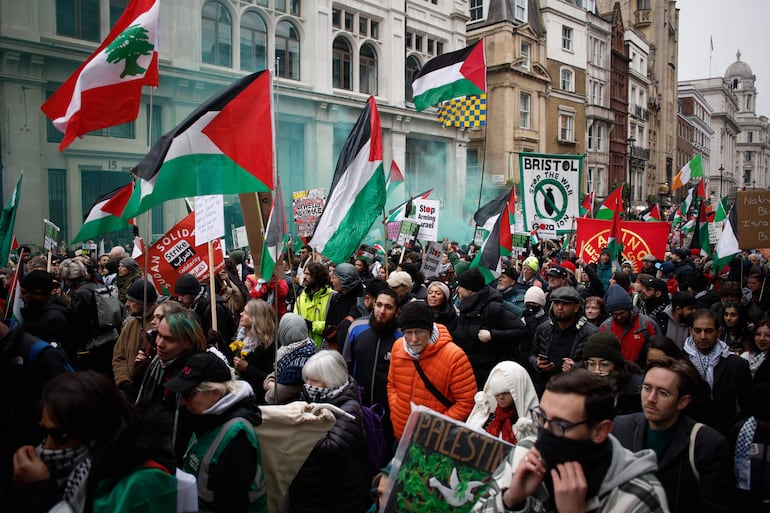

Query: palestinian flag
[[411, 40, 486, 112], [41, 0, 159, 150], [595, 185, 624, 220], [580, 192, 594, 217], [641, 204, 662, 222], [387, 160, 405, 197], [121, 70, 274, 219], [681, 184, 696, 217], [713, 206, 740, 272], [714, 196, 729, 223], [672, 154, 703, 190], [310, 97, 386, 264], [471, 186, 513, 283], [607, 202, 624, 264], [386, 189, 434, 224], [72, 183, 134, 244], [689, 200, 711, 257], [0, 174, 22, 268], [260, 180, 287, 280]]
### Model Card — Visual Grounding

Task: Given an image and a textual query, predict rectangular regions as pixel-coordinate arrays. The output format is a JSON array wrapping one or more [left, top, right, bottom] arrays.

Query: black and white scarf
[[734, 416, 757, 490], [685, 338, 728, 391], [303, 378, 349, 403], [36, 444, 91, 513]]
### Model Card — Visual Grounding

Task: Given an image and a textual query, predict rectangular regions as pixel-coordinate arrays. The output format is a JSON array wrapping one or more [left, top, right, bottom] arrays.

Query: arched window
[[560, 67, 574, 91], [359, 43, 378, 95], [332, 37, 352, 90], [276, 21, 300, 80], [202, 1, 232, 67], [240, 11, 267, 72], [405, 55, 421, 102]]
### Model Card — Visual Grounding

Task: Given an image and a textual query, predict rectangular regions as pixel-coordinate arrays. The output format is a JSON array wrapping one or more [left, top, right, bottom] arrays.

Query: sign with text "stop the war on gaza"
[[519, 153, 582, 235]]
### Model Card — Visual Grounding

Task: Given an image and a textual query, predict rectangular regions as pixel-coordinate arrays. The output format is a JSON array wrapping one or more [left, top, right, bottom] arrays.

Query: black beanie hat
[[398, 301, 433, 331], [126, 279, 158, 305], [458, 268, 485, 292], [20, 270, 54, 295], [582, 332, 625, 369], [175, 274, 201, 295]]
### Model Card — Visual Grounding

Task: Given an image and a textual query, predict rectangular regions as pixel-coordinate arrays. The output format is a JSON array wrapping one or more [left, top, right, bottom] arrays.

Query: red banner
[[576, 219, 671, 272], [136, 212, 224, 295]]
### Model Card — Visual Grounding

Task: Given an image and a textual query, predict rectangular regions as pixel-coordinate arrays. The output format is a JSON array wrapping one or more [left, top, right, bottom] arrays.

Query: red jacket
[[600, 313, 658, 364], [387, 323, 477, 439], [250, 276, 289, 320]]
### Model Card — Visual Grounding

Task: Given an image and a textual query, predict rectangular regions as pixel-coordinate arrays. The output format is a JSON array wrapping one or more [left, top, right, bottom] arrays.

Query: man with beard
[[348, 288, 401, 449], [641, 253, 658, 276], [295, 261, 333, 347], [660, 291, 697, 349], [497, 267, 523, 316], [530, 286, 598, 395], [473, 369, 667, 513], [639, 277, 670, 330], [454, 268, 527, 387]]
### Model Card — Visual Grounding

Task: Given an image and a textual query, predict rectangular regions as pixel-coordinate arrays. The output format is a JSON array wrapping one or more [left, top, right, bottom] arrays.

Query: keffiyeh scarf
[[36, 444, 91, 513], [685, 338, 729, 391], [734, 416, 757, 490], [302, 378, 350, 403]]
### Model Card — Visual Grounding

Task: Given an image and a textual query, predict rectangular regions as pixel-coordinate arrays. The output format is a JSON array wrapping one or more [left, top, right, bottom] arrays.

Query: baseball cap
[[641, 277, 667, 293], [546, 266, 569, 279], [164, 352, 232, 393]]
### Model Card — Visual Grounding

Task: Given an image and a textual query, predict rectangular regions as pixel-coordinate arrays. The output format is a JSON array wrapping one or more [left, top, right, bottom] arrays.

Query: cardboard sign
[[380, 407, 514, 512], [43, 219, 60, 251], [136, 212, 224, 295], [397, 218, 421, 249], [519, 153, 582, 234], [413, 199, 441, 241], [736, 189, 770, 248], [293, 188, 326, 238], [421, 241, 443, 278], [194, 195, 225, 246]]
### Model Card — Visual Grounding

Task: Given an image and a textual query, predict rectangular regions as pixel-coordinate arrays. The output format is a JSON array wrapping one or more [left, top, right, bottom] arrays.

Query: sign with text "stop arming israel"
[[519, 153, 582, 235]]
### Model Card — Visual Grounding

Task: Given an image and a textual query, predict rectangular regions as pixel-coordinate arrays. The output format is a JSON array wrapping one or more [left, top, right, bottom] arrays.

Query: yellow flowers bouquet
[[229, 340, 248, 359]]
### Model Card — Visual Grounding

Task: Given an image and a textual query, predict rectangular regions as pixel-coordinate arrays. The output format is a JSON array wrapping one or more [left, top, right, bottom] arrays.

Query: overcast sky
[[677, 0, 770, 115]]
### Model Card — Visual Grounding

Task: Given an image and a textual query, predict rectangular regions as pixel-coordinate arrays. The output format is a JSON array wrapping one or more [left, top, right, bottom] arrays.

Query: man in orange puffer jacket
[[387, 301, 477, 440]]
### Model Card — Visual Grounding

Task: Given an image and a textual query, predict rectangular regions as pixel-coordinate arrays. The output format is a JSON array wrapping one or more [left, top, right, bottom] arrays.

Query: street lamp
[[718, 164, 724, 198], [627, 136, 636, 218]]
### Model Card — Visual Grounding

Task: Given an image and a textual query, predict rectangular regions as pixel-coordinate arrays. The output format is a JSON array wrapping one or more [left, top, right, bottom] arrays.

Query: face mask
[[36, 443, 89, 483]]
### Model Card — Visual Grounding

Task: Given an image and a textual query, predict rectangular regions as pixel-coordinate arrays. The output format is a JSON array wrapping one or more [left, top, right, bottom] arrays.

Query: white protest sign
[[519, 153, 582, 234], [421, 241, 443, 278], [413, 199, 440, 241], [195, 195, 225, 247], [232, 225, 248, 249]]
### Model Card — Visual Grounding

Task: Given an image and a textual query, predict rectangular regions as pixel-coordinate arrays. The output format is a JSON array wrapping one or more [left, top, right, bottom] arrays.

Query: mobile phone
[[537, 354, 550, 361]]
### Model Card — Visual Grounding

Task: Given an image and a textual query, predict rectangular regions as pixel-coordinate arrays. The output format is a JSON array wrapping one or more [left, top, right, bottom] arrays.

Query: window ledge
[[558, 138, 577, 145]]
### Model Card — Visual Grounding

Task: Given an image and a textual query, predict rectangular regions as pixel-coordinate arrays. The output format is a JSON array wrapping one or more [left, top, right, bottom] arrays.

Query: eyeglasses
[[40, 425, 70, 445], [529, 406, 589, 437]]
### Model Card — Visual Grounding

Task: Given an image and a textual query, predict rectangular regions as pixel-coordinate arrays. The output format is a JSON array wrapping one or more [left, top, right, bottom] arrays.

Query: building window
[[637, 0, 650, 9], [332, 8, 340, 28], [145, 104, 162, 146], [48, 169, 68, 243], [470, 0, 483, 21], [110, 0, 128, 28], [515, 0, 527, 21], [360, 43, 378, 95], [276, 21, 300, 80], [332, 37, 352, 90], [591, 80, 604, 105], [56, 0, 100, 41], [405, 32, 413, 50], [746, 151, 752, 162], [521, 41, 530, 70], [415, 35, 423, 52], [591, 37, 605, 66], [427, 39, 434, 55], [559, 112, 575, 142], [588, 124, 594, 150], [371, 21, 379, 39], [202, 1, 232, 67], [748, 131, 754, 142], [359, 16, 368, 36], [587, 166, 594, 191], [562, 26, 573, 51], [560, 68, 574, 91], [276, 0, 299, 14], [520, 92, 531, 128], [240, 11, 267, 72], [405, 55, 421, 102], [596, 124, 604, 151], [344, 12, 353, 31], [436, 42, 443, 55], [91, 121, 135, 139]]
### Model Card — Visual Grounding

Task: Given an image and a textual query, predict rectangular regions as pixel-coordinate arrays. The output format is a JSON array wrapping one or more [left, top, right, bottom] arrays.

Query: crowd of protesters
[[1, 238, 769, 513]]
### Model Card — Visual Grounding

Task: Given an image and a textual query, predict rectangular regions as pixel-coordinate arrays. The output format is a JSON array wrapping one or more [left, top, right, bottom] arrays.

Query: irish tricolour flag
[[41, 0, 159, 150], [121, 70, 274, 219], [310, 97, 386, 264], [411, 40, 486, 112]]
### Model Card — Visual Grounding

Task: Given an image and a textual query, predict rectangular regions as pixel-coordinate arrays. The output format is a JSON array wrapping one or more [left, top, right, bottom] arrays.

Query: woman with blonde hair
[[230, 299, 276, 403]]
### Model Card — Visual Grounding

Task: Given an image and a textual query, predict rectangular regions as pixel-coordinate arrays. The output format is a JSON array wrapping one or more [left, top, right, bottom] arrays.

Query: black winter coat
[[287, 380, 370, 513], [612, 413, 732, 513], [21, 295, 75, 360], [454, 287, 527, 387]]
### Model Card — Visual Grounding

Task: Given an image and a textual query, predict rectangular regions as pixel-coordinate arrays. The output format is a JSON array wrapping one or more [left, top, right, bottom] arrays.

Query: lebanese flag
[[411, 40, 486, 111], [121, 70, 274, 219], [71, 183, 134, 244], [41, 0, 159, 150], [310, 97, 386, 264], [471, 186, 514, 283]]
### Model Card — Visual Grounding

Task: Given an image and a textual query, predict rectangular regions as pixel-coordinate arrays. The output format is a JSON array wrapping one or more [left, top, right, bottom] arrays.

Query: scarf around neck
[[486, 405, 518, 444], [685, 338, 728, 391], [37, 443, 91, 513]]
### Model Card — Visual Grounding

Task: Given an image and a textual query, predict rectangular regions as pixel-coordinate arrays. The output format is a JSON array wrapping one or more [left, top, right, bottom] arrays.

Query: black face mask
[[534, 427, 612, 499]]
